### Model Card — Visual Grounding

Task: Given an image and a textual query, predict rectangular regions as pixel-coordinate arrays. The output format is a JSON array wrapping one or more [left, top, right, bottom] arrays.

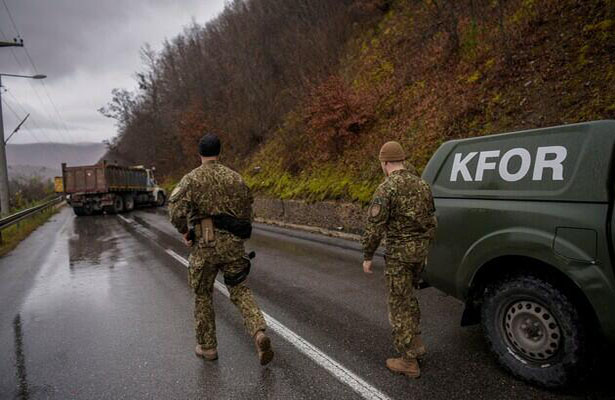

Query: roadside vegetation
[[9, 175, 55, 212], [0, 176, 59, 256], [0, 206, 58, 257], [102, 0, 615, 204]]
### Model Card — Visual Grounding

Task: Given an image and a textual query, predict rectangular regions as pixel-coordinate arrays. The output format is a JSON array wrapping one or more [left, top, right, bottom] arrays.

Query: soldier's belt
[[194, 218, 215, 243], [193, 214, 252, 240], [213, 214, 252, 239], [193, 214, 252, 241]]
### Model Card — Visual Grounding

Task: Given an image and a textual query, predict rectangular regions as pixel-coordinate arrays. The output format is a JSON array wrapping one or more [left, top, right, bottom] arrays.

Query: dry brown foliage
[[305, 76, 376, 161]]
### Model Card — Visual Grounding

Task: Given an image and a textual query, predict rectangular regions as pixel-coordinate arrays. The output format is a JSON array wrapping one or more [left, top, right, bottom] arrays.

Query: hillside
[[105, 0, 615, 203], [100, 0, 384, 177], [245, 0, 615, 203]]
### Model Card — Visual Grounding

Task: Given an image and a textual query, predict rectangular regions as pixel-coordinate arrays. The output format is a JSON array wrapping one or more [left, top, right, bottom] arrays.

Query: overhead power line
[[4, 89, 76, 164], [2, 96, 43, 143], [1, 97, 20, 119], [1, 1, 77, 145], [26, 55, 77, 144], [2, 0, 21, 37], [4, 89, 52, 143], [0, 25, 63, 143]]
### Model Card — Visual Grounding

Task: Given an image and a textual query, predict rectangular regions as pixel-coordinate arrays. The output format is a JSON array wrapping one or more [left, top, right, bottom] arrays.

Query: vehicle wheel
[[481, 274, 589, 388], [123, 195, 135, 212], [106, 195, 124, 214], [155, 192, 166, 207], [73, 207, 85, 216], [82, 203, 93, 216]]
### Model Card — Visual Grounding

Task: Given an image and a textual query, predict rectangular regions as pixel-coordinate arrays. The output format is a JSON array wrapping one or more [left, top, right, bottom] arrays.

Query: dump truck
[[421, 120, 615, 388], [62, 162, 166, 216]]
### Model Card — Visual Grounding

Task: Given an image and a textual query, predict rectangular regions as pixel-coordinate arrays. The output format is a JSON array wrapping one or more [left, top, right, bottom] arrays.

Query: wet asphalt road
[[0, 207, 612, 399]]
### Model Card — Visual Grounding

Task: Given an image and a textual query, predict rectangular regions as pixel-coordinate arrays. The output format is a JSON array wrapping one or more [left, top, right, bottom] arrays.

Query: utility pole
[[0, 38, 30, 216], [0, 73, 46, 216], [0, 74, 9, 216]]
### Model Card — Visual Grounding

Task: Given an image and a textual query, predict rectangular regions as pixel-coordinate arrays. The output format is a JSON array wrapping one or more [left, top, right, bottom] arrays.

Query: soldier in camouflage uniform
[[361, 141, 437, 379], [168, 134, 273, 365]]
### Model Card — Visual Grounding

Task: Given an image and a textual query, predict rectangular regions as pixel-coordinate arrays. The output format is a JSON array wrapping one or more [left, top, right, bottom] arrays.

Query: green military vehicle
[[422, 120, 615, 388]]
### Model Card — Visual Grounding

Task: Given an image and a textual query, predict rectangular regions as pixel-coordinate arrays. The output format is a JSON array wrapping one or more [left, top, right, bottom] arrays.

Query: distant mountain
[[6, 142, 107, 182], [7, 165, 58, 182], [6, 142, 106, 170]]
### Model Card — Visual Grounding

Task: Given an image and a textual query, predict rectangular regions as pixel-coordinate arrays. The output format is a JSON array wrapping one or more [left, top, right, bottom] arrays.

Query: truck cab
[[146, 168, 157, 187], [421, 120, 615, 388], [146, 167, 165, 207]]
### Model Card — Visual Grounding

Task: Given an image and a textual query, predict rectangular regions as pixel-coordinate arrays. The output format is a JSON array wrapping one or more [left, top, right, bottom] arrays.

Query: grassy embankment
[[244, 0, 615, 205], [0, 206, 60, 257]]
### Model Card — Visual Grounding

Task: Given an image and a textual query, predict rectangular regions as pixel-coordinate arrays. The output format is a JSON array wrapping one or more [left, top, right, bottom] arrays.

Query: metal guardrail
[[0, 196, 64, 237]]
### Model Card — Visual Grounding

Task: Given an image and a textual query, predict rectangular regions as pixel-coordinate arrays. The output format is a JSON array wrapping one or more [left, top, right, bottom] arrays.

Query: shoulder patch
[[369, 203, 381, 218], [169, 181, 188, 203], [368, 197, 384, 219]]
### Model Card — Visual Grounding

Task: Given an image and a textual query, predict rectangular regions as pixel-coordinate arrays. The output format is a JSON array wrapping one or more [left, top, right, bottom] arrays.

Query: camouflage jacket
[[168, 160, 253, 262], [361, 169, 437, 263]]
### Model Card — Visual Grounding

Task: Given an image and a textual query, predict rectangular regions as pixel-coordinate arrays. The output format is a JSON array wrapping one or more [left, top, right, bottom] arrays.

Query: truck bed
[[62, 162, 149, 194]]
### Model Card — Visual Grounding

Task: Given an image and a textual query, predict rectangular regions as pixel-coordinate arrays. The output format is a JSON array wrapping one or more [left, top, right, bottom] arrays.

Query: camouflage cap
[[379, 141, 406, 162]]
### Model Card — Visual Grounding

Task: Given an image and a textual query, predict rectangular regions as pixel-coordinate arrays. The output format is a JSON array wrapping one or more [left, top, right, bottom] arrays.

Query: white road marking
[[117, 215, 132, 224], [164, 248, 392, 400], [116, 215, 393, 400], [166, 247, 189, 267]]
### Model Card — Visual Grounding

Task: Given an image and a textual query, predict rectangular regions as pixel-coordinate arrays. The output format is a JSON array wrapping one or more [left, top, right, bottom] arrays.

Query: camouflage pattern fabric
[[192, 254, 266, 349], [361, 169, 437, 262], [168, 160, 266, 350], [361, 168, 437, 360], [386, 260, 423, 360], [169, 160, 253, 236]]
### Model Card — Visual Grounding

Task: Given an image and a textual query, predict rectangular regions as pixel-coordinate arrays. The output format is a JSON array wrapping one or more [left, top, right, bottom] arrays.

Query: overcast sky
[[0, 0, 226, 145]]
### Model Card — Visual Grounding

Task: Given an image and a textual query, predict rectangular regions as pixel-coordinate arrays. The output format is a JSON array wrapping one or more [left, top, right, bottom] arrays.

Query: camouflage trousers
[[193, 258, 267, 350], [385, 259, 423, 360]]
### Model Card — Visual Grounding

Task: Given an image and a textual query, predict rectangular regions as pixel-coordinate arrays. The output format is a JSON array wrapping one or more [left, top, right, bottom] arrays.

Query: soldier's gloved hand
[[363, 260, 373, 274], [183, 232, 194, 247]]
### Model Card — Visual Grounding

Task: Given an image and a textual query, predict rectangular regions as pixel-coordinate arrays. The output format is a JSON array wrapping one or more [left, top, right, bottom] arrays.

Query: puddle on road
[[21, 215, 128, 321], [12, 213, 155, 397], [68, 215, 121, 268]]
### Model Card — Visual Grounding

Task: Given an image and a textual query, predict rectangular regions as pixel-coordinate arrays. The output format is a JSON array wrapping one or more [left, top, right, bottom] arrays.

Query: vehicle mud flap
[[224, 251, 255, 287]]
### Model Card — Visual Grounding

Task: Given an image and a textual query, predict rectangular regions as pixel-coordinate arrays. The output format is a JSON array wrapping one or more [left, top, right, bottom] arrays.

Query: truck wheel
[[481, 274, 589, 388], [155, 192, 166, 207], [123, 195, 135, 212], [106, 196, 124, 214], [81, 203, 94, 216]]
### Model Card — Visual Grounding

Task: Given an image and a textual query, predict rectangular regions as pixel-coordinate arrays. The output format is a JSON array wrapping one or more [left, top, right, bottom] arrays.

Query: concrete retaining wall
[[253, 197, 366, 235]]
